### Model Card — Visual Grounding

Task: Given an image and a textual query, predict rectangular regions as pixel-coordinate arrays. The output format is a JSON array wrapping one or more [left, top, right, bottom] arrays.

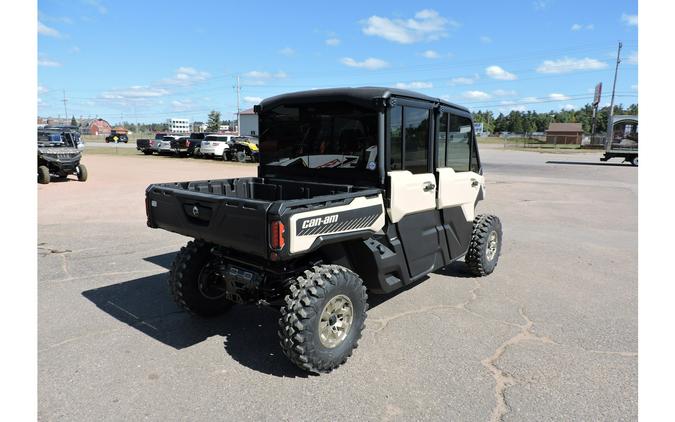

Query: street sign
[[593, 82, 602, 106]]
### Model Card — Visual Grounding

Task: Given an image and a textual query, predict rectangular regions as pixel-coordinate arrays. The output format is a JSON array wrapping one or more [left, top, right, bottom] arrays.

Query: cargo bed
[[146, 177, 379, 258]]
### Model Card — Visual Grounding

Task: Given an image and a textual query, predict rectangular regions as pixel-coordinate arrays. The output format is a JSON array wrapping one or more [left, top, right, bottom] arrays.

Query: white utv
[[145, 87, 502, 373]]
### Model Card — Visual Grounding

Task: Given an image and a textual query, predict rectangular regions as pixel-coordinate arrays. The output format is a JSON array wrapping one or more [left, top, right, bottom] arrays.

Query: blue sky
[[38, 0, 638, 123]]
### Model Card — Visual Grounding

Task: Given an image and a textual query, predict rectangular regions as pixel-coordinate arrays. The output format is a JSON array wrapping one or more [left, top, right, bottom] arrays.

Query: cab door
[[387, 104, 445, 278], [436, 111, 484, 259]]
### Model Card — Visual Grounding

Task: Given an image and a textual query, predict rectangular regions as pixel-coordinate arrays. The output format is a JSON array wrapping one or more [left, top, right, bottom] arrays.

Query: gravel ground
[[38, 148, 637, 421]]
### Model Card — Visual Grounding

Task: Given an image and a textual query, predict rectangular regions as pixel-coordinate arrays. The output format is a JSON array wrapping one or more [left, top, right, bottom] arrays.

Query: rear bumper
[[199, 146, 226, 155]]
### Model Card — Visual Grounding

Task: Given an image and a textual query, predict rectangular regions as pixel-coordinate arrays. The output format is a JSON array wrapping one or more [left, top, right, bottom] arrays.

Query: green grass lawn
[[83, 146, 144, 156]]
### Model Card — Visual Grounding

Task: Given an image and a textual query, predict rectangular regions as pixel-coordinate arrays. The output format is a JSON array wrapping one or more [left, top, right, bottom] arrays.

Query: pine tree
[[70, 116, 77, 126], [207, 110, 221, 132]]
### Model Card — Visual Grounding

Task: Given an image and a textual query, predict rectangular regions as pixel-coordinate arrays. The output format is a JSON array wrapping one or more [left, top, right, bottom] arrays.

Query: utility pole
[[606, 41, 622, 147], [235, 75, 241, 135], [62, 90, 68, 123]]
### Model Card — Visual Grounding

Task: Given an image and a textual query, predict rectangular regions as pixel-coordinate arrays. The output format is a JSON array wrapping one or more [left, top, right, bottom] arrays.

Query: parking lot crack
[[482, 306, 557, 422]]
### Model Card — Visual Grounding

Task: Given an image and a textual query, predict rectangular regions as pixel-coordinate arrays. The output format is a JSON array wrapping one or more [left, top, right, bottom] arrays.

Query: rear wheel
[[465, 214, 502, 276], [143, 150, 153, 155], [278, 265, 368, 373], [630, 156, 638, 166], [38, 166, 50, 184], [76, 164, 88, 182], [168, 240, 233, 317]]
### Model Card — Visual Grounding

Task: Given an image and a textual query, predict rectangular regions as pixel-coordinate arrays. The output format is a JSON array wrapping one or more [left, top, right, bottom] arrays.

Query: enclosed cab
[[145, 87, 502, 373], [38, 128, 88, 184]]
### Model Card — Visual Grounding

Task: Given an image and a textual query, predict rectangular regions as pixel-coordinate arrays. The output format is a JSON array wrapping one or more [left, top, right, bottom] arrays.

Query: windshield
[[37, 131, 78, 148], [259, 102, 378, 173]]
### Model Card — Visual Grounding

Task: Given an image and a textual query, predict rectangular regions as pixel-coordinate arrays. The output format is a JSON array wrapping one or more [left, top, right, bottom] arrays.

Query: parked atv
[[227, 136, 259, 162], [145, 87, 502, 373], [38, 128, 88, 184]]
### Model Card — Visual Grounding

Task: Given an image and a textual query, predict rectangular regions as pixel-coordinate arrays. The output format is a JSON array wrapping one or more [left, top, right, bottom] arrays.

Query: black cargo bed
[[146, 177, 371, 258]]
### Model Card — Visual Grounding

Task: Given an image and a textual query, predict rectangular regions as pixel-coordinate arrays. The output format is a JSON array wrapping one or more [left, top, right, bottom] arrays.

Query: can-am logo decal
[[301, 214, 338, 229], [192, 205, 200, 217], [295, 205, 383, 236]]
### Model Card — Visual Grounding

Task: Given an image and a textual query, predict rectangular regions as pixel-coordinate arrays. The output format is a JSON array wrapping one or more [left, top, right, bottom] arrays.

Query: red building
[[82, 118, 112, 135]]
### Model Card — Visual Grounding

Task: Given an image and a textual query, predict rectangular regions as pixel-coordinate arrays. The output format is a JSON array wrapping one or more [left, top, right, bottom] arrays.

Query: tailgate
[[146, 184, 272, 258], [136, 139, 151, 148]]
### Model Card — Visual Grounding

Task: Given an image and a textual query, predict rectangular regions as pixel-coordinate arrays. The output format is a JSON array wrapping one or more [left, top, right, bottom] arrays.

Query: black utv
[[38, 128, 88, 184], [145, 87, 502, 373]]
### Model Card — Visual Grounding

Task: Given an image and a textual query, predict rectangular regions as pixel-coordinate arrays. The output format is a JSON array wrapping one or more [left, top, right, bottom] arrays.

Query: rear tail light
[[270, 221, 285, 250]]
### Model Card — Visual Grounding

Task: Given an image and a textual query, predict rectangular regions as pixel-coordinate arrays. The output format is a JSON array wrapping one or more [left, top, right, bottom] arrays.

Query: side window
[[389, 106, 403, 170], [403, 107, 429, 174], [445, 114, 472, 172], [437, 112, 448, 168]]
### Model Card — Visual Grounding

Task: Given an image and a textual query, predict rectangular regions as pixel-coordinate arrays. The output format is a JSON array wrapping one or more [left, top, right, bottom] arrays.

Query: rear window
[[259, 102, 378, 171], [190, 133, 206, 139]]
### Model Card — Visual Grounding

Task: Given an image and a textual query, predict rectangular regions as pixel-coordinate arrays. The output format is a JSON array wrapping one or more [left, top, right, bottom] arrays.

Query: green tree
[[70, 116, 77, 126], [207, 110, 221, 132]]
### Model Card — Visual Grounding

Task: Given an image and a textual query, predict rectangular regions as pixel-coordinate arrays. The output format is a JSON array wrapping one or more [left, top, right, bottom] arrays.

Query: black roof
[[259, 87, 469, 113]]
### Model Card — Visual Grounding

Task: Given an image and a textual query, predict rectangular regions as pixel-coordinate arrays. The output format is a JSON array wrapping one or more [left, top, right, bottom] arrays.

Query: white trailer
[[600, 115, 638, 166]]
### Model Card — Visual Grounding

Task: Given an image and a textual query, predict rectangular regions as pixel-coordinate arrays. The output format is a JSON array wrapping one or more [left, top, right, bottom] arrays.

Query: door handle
[[471, 179, 479, 187], [423, 182, 436, 192]]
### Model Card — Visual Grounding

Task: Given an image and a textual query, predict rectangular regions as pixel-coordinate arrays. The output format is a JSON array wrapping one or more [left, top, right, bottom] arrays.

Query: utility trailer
[[601, 115, 638, 166], [145, 87, 503, 373]]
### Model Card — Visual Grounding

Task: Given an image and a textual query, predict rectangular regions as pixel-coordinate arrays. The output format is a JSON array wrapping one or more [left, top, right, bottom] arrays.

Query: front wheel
[[38, 166, 50, 184], [279, 265, 368, 373], [168, 240, 233, 317], [76, 164, 88, 182], [630, 156, 638, 166], [465, 214, 502, 276]]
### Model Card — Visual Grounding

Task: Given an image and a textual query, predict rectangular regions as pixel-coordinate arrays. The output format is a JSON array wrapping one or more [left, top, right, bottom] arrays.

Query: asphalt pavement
[[38, 147, 637, 421]]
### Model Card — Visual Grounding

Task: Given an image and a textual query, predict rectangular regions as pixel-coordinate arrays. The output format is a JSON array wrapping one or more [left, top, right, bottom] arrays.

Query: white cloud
[[340, 57, 389, 70], [480, 36, 492, 44], [621, 13, 638, 26], [394, 81, 433, 90], [421, 50, 440, 59], [38, 57, 62, 67], [485, 65, 517, 80], [162, 67, 210, 85], [101, 86, 169, 99], [171, 99, 194, 111], [631, 84, 638, 91], [571, 23, 594, 31], [242, 70, 287, 85], [244, 96, 263, 104], [493, 89, 517, 97], [38, 21, 61, 37], [522, 96, 542, 103], [361, 9, 458, 44], [38, 12, 74, 25], [536, 57, 607, 73], [549, 93, 570, 101], [38, 85, 48, 93], [83, 0, 108, 15], [449, 74, 479, 85], [243, 70, 288, 81], [278, 47, 295, 56], [69, 46, 80, 54], [325, 37, 341, 46], [626, 50, 638, 65], [462, 90, 491, 100], [562, 104, 576, 111], [532, 0, 551, 10]]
